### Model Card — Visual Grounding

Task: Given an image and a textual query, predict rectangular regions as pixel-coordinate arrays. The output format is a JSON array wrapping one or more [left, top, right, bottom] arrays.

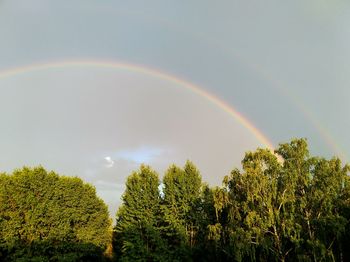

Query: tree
[[161, 161, 203, 260], [0, 166, 112, 261], [276, 139, 350, 261], [114, 164, 166, 261], [204, 186, 230, 261], [222, 138, 350, 261], [223, 148, 290, 261]]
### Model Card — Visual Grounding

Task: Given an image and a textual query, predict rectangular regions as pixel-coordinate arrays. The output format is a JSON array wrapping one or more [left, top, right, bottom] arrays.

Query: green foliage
[[221, 139, 350, 261], [161, 161, 203, 260], [114, 164, 167, 261], [0, 166, 112, 261], [0, 138, 349, 261], [112, 140, 350, 261]]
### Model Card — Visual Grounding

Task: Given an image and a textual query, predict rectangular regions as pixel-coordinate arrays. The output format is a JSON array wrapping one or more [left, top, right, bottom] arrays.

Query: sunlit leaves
[[0, 166, 111, 261]]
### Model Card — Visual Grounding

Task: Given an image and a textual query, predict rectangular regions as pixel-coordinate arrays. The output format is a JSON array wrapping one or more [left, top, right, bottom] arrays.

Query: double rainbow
[[0, 60, 276, 151]]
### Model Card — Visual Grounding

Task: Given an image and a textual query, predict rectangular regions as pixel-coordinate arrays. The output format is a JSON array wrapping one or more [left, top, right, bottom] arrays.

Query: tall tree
[[161, 161, 202, 260], [276, 139, 350, 261], [223, 148, 293, 261], [222, 138, 350, 261], [114, 164, 166, 261]]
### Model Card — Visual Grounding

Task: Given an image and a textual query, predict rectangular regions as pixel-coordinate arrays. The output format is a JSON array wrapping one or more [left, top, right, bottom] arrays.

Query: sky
[[1, 0, 350, 214]]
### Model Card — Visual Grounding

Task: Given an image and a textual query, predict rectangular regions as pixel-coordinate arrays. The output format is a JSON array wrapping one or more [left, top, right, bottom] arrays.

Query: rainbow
[[215, 45, 349, 160], [191, 37, 347, 160], [0, 60, 275, 150], [246, 62, 348, 160]]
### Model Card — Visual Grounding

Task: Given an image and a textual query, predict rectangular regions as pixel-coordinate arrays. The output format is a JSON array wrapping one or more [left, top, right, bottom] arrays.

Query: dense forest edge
[[0, 138, 349, 261]]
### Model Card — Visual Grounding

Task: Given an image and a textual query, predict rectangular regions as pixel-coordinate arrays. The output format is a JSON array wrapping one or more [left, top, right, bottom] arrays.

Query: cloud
[[104, 156, 114, 168], [114, 146, 165, 165]]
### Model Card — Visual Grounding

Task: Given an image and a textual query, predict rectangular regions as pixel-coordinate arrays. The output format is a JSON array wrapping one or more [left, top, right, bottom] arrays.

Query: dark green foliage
[[0, 138, 349, 261], [220, 139, 350, 261], [196, 185, 230, 261], [161, 161, 203, 260], [0, 166, 112, 261], [114, 139, 350, 261], [114, 165, 167, 261]]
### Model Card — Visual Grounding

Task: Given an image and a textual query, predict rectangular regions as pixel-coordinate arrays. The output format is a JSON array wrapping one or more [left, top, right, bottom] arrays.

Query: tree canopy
[[115, 138, 350, 261], [0, 166, 112, 261], [0, 138, 349, 261]]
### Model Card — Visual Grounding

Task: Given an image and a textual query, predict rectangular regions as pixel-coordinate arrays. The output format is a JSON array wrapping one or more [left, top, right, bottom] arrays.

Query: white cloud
[[114, 146, 165, 165], [104, 156, 114, 168]]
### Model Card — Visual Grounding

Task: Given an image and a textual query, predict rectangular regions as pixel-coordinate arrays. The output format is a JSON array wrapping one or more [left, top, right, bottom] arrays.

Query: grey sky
[[1, 0, 350, 214]]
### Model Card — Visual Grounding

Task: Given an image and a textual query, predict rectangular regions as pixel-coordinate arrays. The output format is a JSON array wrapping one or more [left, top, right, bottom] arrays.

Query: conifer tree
[[114, 164, 166, 261], [161, 161, 202, 260]]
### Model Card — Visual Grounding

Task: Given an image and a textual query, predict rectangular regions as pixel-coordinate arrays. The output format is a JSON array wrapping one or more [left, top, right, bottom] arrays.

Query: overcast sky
[[1, 0, 350, 214]]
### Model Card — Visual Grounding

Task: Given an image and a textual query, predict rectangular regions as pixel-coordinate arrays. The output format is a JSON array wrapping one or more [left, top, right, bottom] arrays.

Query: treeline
[[114, 139, 350, 261], [0, 139, 350, 261]]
